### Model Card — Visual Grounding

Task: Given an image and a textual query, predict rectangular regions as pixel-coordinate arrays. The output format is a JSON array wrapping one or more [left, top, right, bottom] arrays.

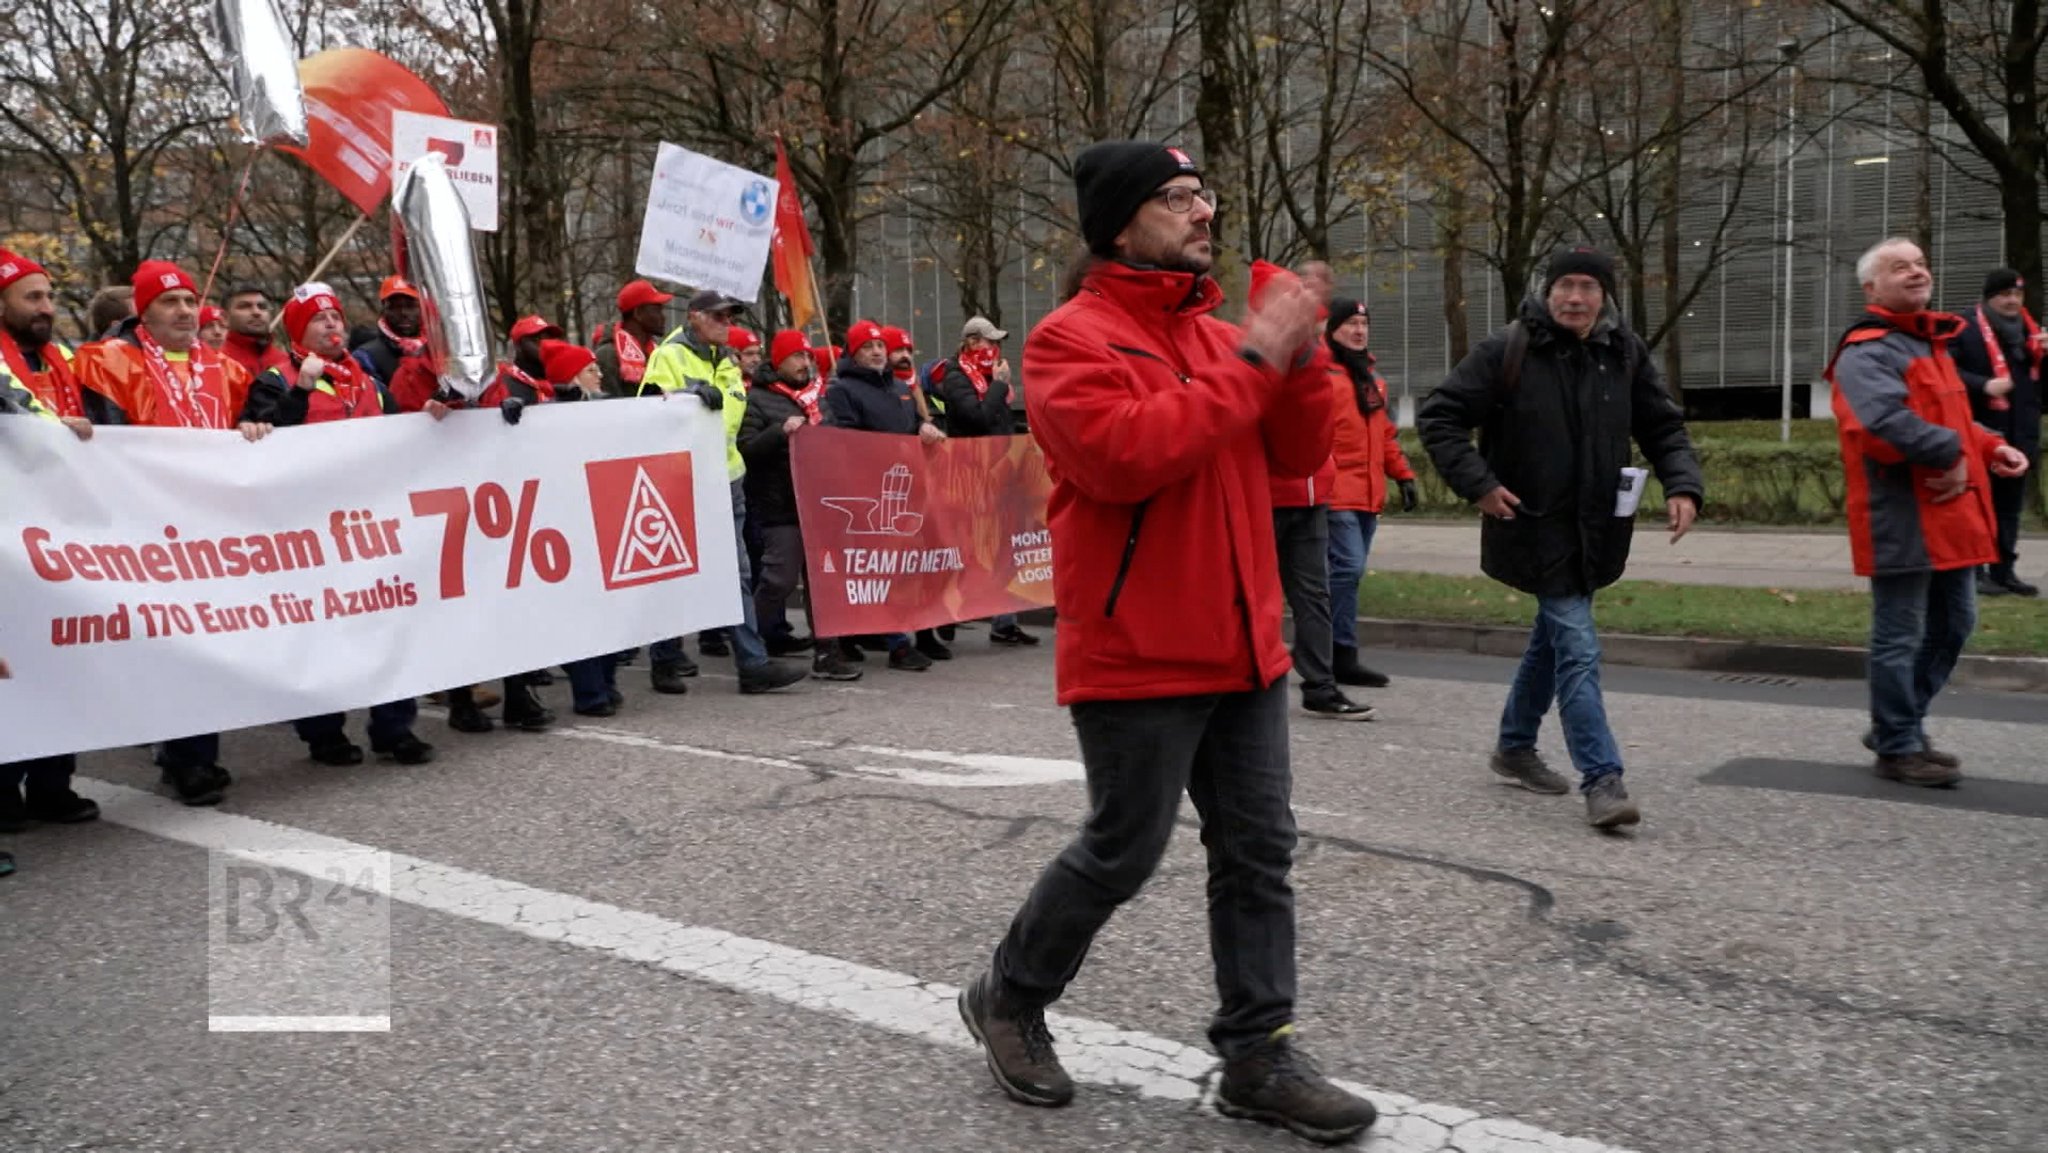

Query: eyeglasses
[[1150, 186, 1219, 214]]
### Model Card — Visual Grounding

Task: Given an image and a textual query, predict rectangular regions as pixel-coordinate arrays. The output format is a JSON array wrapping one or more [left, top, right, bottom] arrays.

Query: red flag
[[275, 49, 451, 216], [772, 137, 821, 332]]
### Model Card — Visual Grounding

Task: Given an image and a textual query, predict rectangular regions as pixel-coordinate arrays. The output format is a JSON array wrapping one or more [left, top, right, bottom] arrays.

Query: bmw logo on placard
[[740, 180, 772, 225]]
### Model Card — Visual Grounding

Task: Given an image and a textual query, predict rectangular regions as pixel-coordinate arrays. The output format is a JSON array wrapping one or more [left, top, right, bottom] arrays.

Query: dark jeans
[[1988, 463, 2034, 574], [1325, 510, 1379, 649], [295, 700, 420, 750], [1498, 595, 1624, 786], [2, 755, 77, 799], [156, 734, 220, 771], [1868, 567, 1976, 755], [991, 681, 1298, 1057], [1273, 506, 1334, 697], [564, 653, 620, 711], [755, 524, 812, 638]]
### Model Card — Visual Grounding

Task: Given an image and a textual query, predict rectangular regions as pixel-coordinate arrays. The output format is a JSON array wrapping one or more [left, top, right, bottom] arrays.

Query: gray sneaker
[[1584, 774, 1641, 828], [1490, 748, 1570, 795], [958, 969, 1073, 1107]]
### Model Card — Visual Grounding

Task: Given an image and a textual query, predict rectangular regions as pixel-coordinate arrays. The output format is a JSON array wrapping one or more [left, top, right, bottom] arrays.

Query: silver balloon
[[215, 0, 309, 147], [395, 154, 492, 402]]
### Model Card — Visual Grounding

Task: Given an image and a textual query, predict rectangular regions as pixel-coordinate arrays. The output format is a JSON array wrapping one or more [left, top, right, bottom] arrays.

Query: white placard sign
[[634, 141, 778, 302], [391, 110, 501, 232]]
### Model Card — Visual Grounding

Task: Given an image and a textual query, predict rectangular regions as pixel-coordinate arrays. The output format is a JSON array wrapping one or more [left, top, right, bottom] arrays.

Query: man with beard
[[0, 250, 87, 421], [218, 284, 291, 378], [74, 260, 257, 805], [591, 279, 672, 398], [351, 277, 427, 398], [240, 283, 437, 765], [1950, 268, 2043, 597], [739, 330, 864, 680], [957, 141, 1375, 1145], [1322, 298, 1416, 691]]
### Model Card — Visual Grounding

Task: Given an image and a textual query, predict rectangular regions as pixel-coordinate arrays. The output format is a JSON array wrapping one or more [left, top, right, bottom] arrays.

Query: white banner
[[0, 400, 738, 760], [391, 111, 501, 232], [634, 141, 777, 302]]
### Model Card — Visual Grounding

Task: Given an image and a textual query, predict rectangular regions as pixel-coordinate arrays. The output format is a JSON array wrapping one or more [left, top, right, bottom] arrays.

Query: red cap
[[882, 325, 914, 354], [199, 305, 225, 328], [726, 326, 759, 352], [282, 282, 345, 345], [846, 319, 886, 352], [617, 279, 674, 313], [509, 315, 564, 342], [132, 260, 197, 315], [539, 339, 597, 386], [0, 249, 48, 293], [378, 275, 419, 302], [769, 329, 810, 368]]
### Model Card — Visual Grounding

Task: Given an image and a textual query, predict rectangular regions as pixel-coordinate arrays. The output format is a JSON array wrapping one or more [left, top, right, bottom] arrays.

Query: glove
[[499, 397, 525, 425], [1398, 478, 1418, 512], [692, 383, 724, 413]]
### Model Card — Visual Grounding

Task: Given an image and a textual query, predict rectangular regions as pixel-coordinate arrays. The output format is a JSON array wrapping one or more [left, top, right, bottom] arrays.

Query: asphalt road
[[4, 635, 2043, 1152]]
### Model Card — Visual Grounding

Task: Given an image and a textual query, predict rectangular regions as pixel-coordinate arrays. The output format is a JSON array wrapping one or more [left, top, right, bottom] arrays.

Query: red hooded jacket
[[1327, 353, 1414, 513], [1024, 261, 1335, 705]]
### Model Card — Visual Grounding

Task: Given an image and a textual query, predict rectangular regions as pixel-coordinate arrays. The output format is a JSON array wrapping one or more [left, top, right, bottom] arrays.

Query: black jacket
[[823, 362, 919, 434], [737, 381, 811, 528], [1950, 307, 2041, 456], [931, 358, 1015, 437], [1418, 297, 1704, 597]]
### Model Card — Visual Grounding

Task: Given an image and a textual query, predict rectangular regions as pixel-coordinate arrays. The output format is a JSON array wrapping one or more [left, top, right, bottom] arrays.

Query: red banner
[[791, 428, 1052, 636]]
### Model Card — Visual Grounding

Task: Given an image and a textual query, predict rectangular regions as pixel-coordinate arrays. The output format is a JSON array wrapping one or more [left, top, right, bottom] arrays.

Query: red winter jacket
[[1267, 342, 1339, 508], [1327, 355, 1414, 512], [1024, 261, 1335, 705], [1826, 307, 2007, 577]]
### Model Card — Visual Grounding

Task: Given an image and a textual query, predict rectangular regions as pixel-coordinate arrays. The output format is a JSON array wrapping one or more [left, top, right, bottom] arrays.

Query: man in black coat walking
[[1949, 268, 2043, 598], [1418, 245, 1704, 830]]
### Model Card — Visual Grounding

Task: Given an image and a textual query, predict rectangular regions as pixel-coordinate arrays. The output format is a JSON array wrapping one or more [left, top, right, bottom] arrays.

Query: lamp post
[[1779, 36, 1801, 443]]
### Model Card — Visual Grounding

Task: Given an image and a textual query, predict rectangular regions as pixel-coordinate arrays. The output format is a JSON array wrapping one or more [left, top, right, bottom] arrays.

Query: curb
[[1355, 617, 2048, 695]]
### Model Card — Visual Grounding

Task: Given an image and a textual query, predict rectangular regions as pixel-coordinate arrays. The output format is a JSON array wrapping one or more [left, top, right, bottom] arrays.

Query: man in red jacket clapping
[[956, 140, 1376, 1145]]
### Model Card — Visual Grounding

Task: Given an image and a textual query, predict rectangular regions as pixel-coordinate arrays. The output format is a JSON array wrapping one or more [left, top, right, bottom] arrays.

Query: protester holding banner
[[740, 331, 865, 681], [0, 250, 86, 420], [927, 316, 1038, 649], [958, 141, 1375, 1143], [592, 279, 671, 399], [219, 285, 291, 379], [642, 291, 807, 696], [530, 339, 632, 717], [350, 277, 426, 398]]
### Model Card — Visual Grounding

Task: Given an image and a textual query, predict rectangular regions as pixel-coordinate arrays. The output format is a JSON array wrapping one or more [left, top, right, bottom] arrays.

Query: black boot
[[501, 676, 554, 732], [447, 686, 495, 733], [1215, 1029, 1376, 1144], [1332, 644, 1390, 688]]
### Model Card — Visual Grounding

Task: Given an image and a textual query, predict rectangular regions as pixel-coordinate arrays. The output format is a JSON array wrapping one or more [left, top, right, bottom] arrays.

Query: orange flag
[[772, 137, 821, 332], [275, 49, 451, 216]]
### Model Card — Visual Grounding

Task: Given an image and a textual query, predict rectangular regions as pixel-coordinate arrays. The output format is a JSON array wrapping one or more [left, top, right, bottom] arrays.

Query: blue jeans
[[564, 653, 620, 711], [655, 479, 770, 671], [1498, 595, 1624, 786], [993, 613, 1019, 630], [1326, 511, 1377, 650], [1868, 568, 1976, 756]]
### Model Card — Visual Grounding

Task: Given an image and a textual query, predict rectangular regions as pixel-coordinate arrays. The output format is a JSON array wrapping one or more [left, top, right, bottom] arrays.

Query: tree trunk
[[1194, 0, 1246, 297], [1440, 183, 1470, 363]]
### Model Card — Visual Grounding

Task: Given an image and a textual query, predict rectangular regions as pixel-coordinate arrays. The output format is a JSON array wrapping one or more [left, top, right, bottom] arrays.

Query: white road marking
[[798, 741, 1085, 788], [208, 1015, 391, 1032], [76, 777, 1637, 1153]]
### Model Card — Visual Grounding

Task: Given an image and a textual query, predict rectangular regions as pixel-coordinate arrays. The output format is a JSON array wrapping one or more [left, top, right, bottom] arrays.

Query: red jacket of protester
[[221, 330, 292, 378], [1024, 260, 1335, 705], [1826, 307, 2007, 577], [1266, 341, 1339, 509], [1327, 356, 1414, 513]]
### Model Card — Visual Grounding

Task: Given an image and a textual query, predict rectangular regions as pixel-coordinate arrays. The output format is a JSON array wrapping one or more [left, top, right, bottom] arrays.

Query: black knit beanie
[[1544, 245, 1618, 299], [1983, 268, 2023, 299], [1325, 297, 1369, 339], [1074, 141, 1203, 257]]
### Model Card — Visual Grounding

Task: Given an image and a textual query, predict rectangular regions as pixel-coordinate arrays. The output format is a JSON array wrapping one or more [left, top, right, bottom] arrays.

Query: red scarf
[[0, 328, 83, 418], [496, 361, 555, 403], [135, 325, 231, 428], [958, 347, 999, 399], [296, 345, 373, 418], [771, 379, 824, 424], [1974, 304, 2043, 413], [379, 320, 426, 358], [613, 324, 649, 386]]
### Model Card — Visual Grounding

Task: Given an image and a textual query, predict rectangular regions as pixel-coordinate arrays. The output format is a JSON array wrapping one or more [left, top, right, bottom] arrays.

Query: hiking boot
[[448, 700, 495, 733], [160, 762, 226, 806], [24, 786, 100, 824], [812, 650, 864, 682], [0, 788, 26, 833], [1976, 571, 2011, 598], [372, 734, 436, 765], [767, 633, 815, 657], [1489, 748, 1570, 795], [1301, 691, 1376, 721], [1861, 729, 1961, 769], [1584, 774, 1641, 828], [1215, 1029, 1376, 1144], [890, 645, 934, 672], [957, 969, 1074, 1107], [699, 633, 731, 658], [739, 660, 807, 695], [916, 633, 954, 661], [650, 661, 693, 695], [502, 681, 555, 732], [309, 739, 365, 767], [989, 625, 1040, 646], [1332, 644, 1390, 688], [1875, 752, 1961, 788], [2001, 573, 2041, 598]]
